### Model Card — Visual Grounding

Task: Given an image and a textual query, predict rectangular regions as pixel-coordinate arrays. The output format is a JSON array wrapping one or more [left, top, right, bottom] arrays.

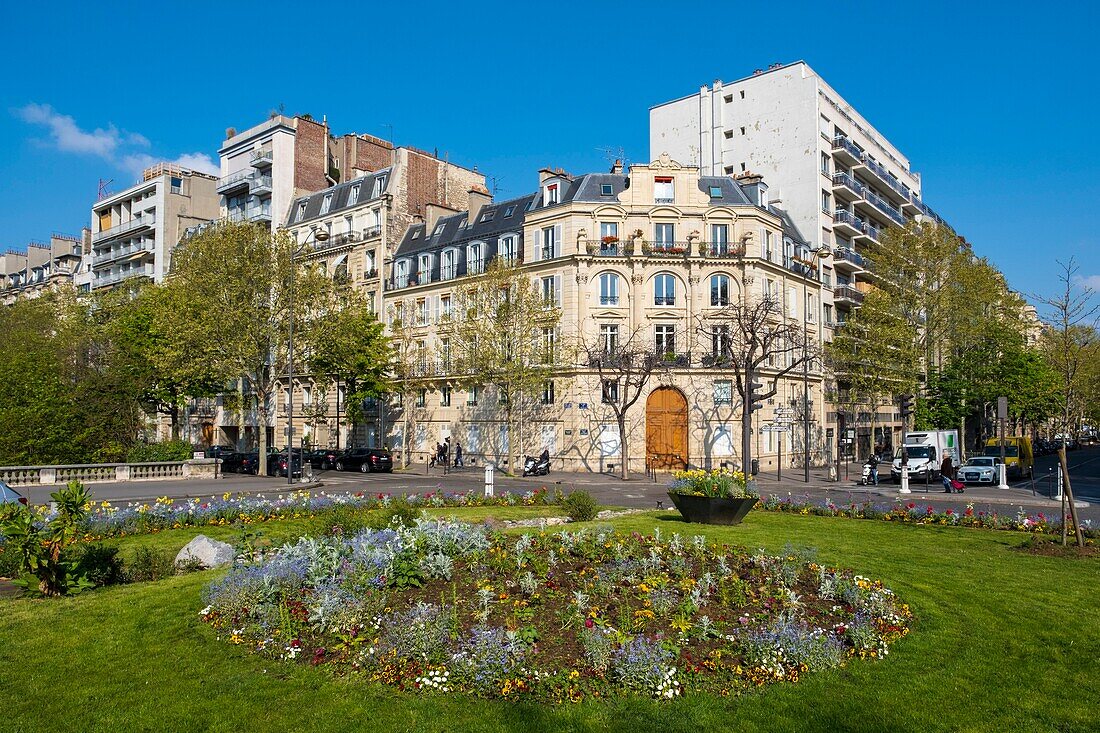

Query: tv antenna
[[97, 178, 114, 200], [597, 146, 630, 172], [490, 176, 506, 197]]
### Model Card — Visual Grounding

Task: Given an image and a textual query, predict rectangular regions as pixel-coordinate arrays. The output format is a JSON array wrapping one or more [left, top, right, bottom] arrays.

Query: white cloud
[[1072, 274, 1100, 292], [15, 103, 122, 158], [14, 103, 216, 179]]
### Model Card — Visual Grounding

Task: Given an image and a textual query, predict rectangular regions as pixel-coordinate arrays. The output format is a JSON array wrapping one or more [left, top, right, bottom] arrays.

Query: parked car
[[268, 451, 305, 478], [307, 449, 342, 471], [959, 456, 1002, 485], [239, 452, 262, 475], [217, 451, 245, 473], [0, 480, 28, 506], [335, 448, 393, 473]]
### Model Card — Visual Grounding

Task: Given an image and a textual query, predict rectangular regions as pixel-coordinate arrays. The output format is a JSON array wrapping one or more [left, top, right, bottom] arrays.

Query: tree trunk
[[618, 412, 630, 480], [742, 394, 754, 486], [257, 405, 269, 476], [170, 402, 180, 441], [402, 393, 412, 469]]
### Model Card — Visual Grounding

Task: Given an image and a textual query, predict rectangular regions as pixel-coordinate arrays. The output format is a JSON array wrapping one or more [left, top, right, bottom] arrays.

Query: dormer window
[[373, 175, 387, 197], [467, 242, 484, 275], [347, 183, 361, 205], [441, 248, 457, 280], [503, 205, 516, 218], [544, 183, 559, 205], [418, 253, 433, 283], [411, 227, 421, 239], [295, 201, 307, 222], [498, 235, 517, 265], [654, 177, 674, 204], [600, 183, 614, 196], [481, 210, 496, 223], [433, 222, 446, 236], [320, 193, 333, 214]]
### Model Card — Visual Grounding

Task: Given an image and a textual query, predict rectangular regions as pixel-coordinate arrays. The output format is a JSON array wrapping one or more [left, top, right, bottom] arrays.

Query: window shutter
[[553, 225, 562, 258], [533, 230, 541, 262], [554, 275, 562, 306], [432, 296, 440, 324]]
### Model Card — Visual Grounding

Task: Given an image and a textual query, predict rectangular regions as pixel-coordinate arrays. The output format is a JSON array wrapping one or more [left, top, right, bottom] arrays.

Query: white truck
[[890, 430, 961, 484]]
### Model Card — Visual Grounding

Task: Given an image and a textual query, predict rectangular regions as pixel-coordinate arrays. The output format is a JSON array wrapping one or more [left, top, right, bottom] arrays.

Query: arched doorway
[[646, 387, 688, 470]]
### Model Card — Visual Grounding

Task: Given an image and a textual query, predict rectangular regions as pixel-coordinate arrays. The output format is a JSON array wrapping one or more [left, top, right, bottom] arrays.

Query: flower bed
[[69, 489, 552, 540], [758, 494, 1096, 540], [201, 519, 911, 701]]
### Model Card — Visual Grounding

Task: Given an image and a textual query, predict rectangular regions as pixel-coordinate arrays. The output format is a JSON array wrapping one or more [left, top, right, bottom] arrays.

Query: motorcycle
[[859, 460, 879, 486], [523, 453, 551, 477]]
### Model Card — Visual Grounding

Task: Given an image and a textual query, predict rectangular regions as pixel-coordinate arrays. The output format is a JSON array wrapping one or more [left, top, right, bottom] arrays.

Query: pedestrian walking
[[941, 452, 955, 493], [454, 442, 464, 468]]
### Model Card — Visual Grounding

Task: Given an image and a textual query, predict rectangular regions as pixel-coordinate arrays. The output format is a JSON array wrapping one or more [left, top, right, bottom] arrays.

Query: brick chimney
[[735, 171, 769, 207]]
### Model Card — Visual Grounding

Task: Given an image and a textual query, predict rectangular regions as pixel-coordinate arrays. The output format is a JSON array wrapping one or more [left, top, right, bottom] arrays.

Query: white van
[[890, 430, 961, 483]]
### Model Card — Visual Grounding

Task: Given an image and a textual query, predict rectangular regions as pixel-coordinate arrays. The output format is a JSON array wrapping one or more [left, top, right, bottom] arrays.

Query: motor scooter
[[859, 460, 879, 486], [523, 453, 551, 477]]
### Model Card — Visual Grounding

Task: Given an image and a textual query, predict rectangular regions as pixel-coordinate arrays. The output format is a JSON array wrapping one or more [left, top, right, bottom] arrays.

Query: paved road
[[20, 445, 1097, 525]]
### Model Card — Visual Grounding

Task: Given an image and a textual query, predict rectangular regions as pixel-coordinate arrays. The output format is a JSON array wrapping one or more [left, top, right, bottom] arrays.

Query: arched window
[[710, 274, 730, 306], [440, 248, 458, 280], [394, 259, 410, 288], [599, 272, 620, 306], [654, 273, 676, 306]]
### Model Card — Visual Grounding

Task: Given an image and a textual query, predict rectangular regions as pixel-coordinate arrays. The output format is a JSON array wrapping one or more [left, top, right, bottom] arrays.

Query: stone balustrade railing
[[0, 459, 220, 486]]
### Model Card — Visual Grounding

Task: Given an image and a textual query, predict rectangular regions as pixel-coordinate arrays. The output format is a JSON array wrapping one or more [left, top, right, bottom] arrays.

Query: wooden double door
[[646, 387, 688, 470]]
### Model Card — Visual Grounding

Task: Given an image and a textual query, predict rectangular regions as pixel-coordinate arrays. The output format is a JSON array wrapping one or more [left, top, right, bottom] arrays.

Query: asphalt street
[[21, 445, 1098, 525]]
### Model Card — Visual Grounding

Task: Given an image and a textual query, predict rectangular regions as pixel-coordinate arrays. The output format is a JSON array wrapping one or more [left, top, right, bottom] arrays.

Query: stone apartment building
[[210, 117, 485, 452], [369, 156, 826, 475], [0, 233, 84, 305], [650, 61, 957, 458]]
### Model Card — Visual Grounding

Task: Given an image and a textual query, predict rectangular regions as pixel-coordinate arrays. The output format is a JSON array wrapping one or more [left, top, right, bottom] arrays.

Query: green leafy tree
[[444, 261, 561, 473], [1033, 258, 1099, 439], [0, 292, 142, 464], [305, 290, 391, 441], [164, 222, 335, 473]]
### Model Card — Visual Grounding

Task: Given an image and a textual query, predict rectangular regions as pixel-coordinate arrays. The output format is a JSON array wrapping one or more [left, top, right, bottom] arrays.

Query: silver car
[[960, 457, 1001, 484], [0, 480, 28, 505]]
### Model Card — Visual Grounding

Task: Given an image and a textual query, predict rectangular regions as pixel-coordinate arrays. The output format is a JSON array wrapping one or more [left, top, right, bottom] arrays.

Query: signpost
[[997, 396, 1009, 489], [763, 419, 791, 480]]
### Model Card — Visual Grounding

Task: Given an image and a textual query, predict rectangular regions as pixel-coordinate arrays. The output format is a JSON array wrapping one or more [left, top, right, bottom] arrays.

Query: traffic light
[[749, 381, 765, 412], [899, 394, 914, 419]]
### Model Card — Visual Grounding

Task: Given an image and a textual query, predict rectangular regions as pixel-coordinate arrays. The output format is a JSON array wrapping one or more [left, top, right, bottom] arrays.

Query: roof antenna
[[97, 178, 114, 201]]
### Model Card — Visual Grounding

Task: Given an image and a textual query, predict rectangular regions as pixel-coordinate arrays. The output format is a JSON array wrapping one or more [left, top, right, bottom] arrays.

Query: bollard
[[996, 463, 1009, 490], [484, 465, 495, 497], [899, 465, 911, 494]]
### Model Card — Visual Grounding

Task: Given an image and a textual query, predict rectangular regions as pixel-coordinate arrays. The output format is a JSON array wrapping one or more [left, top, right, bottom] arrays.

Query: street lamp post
[[286, 228, 329, 485], [802, 246, 831, 483]]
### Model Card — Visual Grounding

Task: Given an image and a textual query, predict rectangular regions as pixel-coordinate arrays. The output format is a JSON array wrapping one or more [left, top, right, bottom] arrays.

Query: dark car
[[238, 452, 262, 474], [217, 451, 245, 473], [0, 480, 28, 506], [307, 449, 342, 470], [268, 452, 306, 478], [335, 448, 393, 473]]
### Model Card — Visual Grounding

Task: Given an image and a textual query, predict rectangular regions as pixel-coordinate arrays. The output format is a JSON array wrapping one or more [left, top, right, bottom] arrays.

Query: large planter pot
[[667, 492, 758, 525]]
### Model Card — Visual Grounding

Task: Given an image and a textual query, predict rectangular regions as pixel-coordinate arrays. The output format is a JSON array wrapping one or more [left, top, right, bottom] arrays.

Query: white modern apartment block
[[89, 164, 219, 290], [651, 61, 953, 458]]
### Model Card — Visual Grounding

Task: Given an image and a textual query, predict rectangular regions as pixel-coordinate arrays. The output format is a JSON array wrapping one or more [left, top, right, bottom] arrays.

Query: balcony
[[832, 136, 864, 166], [250, 148, 273, 168], [646, 241, 691, 257], [247, 208, 273, 225], [864, 190, 905, 226], [217, 169, 252, 195], [249, 175, 273, 196], [854, 221, 881, 245], [832, 285, 864, 306], [832, 209, 863, 239], [831, 248, 866, 273], [92, 214, 156, 244], [831, 172, 865, 202], [596, 243, 622, 257], [706, 242, 746, 258], [91, 241, 153, 267], [861, 156, 911, 204], [92, 264, 156, 289], [363, 225, 382, 239]]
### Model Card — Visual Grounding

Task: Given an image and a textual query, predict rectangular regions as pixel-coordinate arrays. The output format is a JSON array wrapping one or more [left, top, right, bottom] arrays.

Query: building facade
[[373, 156, 826, 475], [89, 164, 219, 290], [254, 138, 485, 453], [0, 233, 84, 304], [651, 61, 954, 458]]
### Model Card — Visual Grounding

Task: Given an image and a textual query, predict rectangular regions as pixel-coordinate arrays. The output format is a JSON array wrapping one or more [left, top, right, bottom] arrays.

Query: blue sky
[[2, 0, 1098, 306]]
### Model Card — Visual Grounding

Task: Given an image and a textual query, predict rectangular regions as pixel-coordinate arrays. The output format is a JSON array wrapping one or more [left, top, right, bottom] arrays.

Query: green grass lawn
[[1, 509, 1097, 733]]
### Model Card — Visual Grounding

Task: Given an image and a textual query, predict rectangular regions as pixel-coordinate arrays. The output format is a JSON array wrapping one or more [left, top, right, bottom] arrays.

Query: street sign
[[761, 425, 789, 432], [997, 396, 1008, 420]]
